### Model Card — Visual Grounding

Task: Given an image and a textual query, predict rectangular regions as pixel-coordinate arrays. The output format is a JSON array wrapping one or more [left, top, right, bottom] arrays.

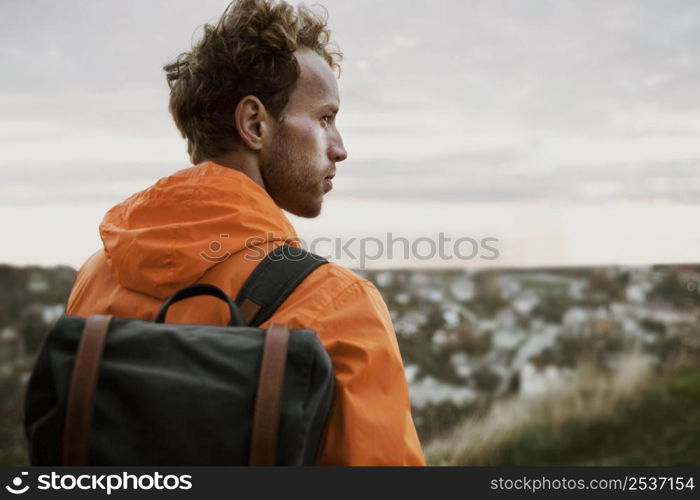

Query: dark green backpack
[[24, 245, 335, 466]]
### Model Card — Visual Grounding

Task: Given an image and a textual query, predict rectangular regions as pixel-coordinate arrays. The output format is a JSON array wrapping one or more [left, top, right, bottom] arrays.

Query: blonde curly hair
[[164, 0, 342, 164]]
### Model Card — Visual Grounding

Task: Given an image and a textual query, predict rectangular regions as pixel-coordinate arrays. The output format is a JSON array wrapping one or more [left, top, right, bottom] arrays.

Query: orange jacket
[[66, 161, 425, 466]]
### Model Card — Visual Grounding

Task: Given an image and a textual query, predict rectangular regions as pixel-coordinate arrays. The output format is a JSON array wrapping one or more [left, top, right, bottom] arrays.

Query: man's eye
[[321, 115, 333, 125]]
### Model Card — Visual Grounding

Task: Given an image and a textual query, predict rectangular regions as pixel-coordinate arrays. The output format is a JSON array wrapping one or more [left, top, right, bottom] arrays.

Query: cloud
[[1, 0, 700, 207], [375, 34, 420, 58], [331, 154, 700, 203], [0, 161, 183, 205]]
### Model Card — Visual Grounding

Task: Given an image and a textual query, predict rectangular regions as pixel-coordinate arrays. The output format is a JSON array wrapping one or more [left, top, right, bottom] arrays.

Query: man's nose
[[329, 137, 348, 163]]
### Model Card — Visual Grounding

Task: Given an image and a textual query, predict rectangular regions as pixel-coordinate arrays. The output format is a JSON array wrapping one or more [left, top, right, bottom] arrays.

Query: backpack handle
[[155, 283, 246, 326]]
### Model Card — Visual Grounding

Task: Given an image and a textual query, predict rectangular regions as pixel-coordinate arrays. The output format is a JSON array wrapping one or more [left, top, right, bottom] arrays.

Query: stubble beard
[[262, 126, 324, 219]]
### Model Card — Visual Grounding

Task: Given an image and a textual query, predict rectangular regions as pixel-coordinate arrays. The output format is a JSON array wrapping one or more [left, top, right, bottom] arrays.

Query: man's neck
[[207, 151, 266, 190]]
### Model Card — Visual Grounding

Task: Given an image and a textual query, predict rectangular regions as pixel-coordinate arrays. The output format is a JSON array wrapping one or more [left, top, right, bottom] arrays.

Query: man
[[66, 0, 425, 465]]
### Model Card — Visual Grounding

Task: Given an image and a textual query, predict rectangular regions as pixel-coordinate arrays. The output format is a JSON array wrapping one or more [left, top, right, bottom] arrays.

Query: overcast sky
[[2, 0, 700, 267]]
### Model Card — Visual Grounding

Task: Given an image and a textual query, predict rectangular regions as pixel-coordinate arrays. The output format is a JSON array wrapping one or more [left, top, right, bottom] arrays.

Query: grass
[[425, 352, 700, 466], [497, 371, 700, 465]]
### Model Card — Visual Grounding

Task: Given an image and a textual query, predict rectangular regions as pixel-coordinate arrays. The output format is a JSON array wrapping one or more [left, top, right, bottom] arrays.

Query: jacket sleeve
[[311, 279, 425, 466]]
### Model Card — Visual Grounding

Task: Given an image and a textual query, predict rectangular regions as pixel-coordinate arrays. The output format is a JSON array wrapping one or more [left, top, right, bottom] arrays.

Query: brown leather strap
[[62, 315, 112, 465], [249, 323, 290, 466], [240, 298, 262, 326]]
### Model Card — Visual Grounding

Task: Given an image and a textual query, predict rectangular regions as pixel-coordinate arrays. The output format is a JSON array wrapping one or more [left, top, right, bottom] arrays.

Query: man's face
[[260, 49, 348, 218]]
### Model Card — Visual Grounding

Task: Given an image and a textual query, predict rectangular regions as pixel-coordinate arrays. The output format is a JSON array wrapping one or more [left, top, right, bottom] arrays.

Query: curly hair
[[163, 0, 342, 164]]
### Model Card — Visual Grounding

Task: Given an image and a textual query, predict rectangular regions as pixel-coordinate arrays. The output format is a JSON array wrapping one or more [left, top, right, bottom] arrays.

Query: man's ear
[[234, 95, 271, 151]]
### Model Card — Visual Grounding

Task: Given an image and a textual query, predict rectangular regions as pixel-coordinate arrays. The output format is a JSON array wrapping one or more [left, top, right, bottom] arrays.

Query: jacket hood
[[99, 162, 299, 299]]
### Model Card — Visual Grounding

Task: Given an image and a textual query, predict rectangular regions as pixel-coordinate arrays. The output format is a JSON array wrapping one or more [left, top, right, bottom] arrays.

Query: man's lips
[[323, 174, 334, 193]]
